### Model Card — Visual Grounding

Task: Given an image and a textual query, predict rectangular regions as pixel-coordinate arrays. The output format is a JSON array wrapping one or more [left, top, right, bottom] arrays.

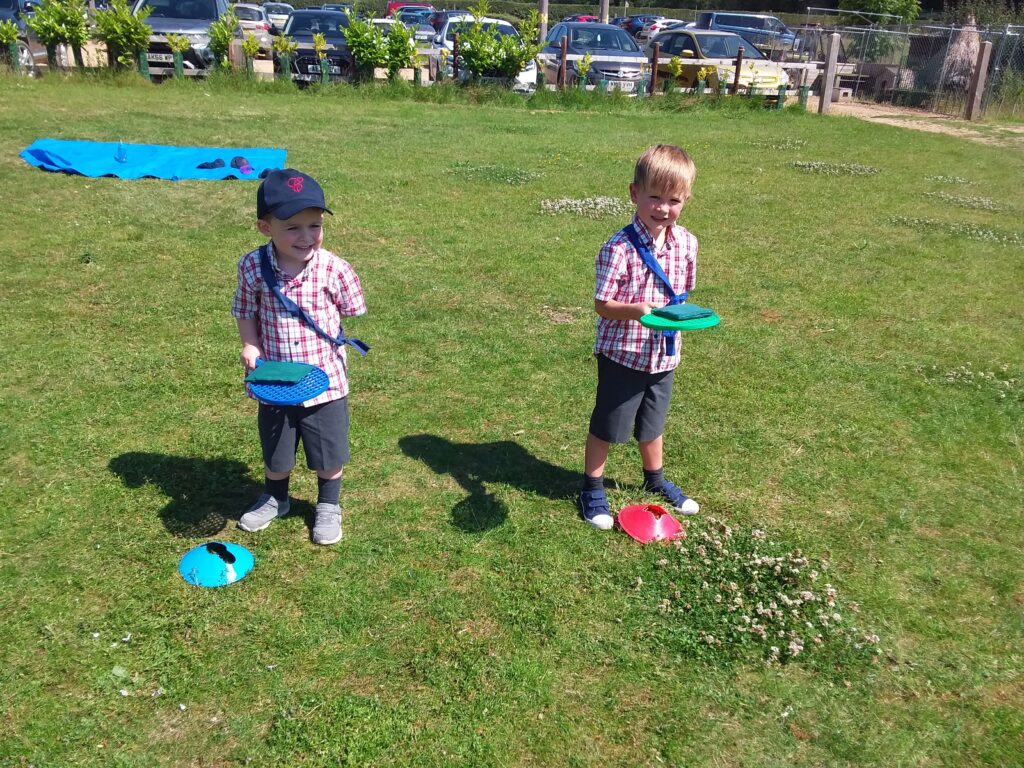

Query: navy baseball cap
[[257, 169, 334, 220]]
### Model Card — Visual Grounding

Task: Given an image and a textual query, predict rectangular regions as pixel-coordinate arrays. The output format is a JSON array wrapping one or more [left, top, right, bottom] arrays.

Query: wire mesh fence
[[789, 11, 1023, 119]]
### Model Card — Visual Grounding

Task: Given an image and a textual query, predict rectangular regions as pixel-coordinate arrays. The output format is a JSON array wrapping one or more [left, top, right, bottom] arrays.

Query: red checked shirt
[[593, 216, 698, 373], [232, 243, 366, 405]]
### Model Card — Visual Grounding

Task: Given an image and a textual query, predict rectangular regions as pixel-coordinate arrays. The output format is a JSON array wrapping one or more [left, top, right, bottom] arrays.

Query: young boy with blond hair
[[579, 144, 702, 530]]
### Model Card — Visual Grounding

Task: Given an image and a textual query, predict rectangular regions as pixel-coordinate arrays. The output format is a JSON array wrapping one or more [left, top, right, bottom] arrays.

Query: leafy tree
[[385, 19, 415, 78], [92, 0, 152, 70], [26, 0, 90, 69], [838, 0, 921, 23]]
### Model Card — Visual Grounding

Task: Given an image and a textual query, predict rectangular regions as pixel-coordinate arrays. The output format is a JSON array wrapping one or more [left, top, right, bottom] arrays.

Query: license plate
[[308, 64, 341, 74], [611, 80, 635, 92], [148, 53, 174, 62]]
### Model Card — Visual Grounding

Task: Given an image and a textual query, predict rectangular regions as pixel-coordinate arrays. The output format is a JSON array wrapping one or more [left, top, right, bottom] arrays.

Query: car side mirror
[[433, 34, 441, 44], [22, 0, 36, 10], [681, 50, 694, 58]]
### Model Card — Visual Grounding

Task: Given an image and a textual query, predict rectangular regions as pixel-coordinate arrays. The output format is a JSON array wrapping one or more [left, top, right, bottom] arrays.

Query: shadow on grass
[[109, 452, 262, 538], [398, 434, 579, 533]]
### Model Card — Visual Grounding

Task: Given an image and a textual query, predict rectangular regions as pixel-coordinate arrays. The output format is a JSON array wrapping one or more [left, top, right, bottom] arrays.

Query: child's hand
[[241, 344, 261, 373], [635, 302, 653, 320]]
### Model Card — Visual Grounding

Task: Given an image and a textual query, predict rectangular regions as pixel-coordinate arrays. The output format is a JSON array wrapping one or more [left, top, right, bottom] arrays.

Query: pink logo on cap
[[287, 176, 304, 193]]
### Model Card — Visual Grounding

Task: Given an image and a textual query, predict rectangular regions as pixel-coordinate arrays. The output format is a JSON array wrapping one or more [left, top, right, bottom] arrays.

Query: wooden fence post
[[731, 46, 743, 95], [538, 0, 548, 44], [818, 32, 840, 114], [453, 32, 459, 81], [558, 34, 567, 89], [650, 41, 659, 95], [965, 40, 992, 121]]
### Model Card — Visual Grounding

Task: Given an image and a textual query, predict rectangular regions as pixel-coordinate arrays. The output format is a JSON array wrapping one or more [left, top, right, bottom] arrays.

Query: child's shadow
[[109, 452, 265, 538], [398, 434, 579, 533]]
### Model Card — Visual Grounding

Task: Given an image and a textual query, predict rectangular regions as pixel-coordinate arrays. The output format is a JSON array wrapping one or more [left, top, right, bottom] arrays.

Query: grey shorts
[[258, 397, 350, 473], [589, 355, 675, 444]]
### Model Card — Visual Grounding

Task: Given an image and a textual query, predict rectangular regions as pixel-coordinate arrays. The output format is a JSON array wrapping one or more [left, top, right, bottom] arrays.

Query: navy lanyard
[[258, 244, 369, 356], [622, 224, 687, 355]]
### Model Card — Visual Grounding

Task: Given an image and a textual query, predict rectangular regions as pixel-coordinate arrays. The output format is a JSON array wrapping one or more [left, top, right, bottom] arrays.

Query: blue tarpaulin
[[19, 139, 287, 181]]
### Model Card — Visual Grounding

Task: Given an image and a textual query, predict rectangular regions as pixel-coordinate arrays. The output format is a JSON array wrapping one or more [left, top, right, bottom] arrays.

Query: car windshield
[[137, 0, 219, 19], [284, 12, 348, 35], [698, 33, 765, 58], [0, 0, 17, 10], [445, 21, 517, 42], [398, 9, 429, 23], [264, 3, 292, 11], [235, 6, 264, 21], [568, 28, 639, 52]]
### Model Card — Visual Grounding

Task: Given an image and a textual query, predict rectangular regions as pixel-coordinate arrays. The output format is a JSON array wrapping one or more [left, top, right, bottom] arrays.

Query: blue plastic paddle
[[246, 358, 329, 406]]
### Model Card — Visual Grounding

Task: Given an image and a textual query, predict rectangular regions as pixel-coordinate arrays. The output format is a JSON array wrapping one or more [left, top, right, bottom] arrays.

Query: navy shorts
[[258, 397, 350, 473], [589, 355, 675, 444]]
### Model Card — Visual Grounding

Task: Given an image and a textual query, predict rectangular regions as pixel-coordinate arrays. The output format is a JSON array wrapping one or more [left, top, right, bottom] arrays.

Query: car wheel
[[17, 39, 40, 77]]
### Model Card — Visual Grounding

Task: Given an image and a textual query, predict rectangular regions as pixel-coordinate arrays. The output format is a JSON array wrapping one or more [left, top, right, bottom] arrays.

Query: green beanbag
[[244, 361, 317, 385], [652, 303, 715, 321]]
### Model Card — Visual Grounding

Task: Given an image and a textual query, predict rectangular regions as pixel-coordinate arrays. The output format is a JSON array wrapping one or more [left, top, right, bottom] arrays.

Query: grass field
[[1, 74, 1022, 767]]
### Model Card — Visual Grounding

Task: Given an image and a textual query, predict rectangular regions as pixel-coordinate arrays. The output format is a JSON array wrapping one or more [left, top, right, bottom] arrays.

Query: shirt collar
[[631, 215, 677, 250]]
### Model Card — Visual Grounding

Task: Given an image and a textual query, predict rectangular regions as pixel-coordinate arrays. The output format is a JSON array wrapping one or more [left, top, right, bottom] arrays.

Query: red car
[[562, 14, 599, 22]]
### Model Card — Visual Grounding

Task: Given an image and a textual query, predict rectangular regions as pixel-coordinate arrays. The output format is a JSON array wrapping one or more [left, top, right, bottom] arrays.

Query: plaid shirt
[[593, 216, 698, 373], [232, 242, 366, 405]]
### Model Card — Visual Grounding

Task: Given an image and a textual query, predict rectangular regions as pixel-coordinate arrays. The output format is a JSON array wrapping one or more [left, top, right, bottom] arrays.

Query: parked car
[[426, 8, 468, 31], [430, 13, 537, 91], [693, 11, 798, 53], [636, 16, 685, 42], [644, 29, 788, 91], [275, 8, 352, 82], [621, 14, 662, 37], [232, 3, 272, 56], [262, 1, 292, 29], [131, 0, 232, 76], [608, 15, 629, 28], [542, 22, 649, 92], [384, 0, 431, 16], [320, 3, 350, 12], [0, 0, 46, 75], [561, 13, 597, 22], [374, 13, 433, 44]]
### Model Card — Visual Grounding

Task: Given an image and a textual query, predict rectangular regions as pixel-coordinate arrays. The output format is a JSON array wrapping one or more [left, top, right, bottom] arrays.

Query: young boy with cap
[[231, 169, 367, 545], [578, 144, 702, 530]]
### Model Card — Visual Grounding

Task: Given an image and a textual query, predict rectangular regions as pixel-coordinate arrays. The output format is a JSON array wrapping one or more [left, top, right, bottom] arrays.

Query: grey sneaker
[[312, 503, 343, 545], [238, 494, 290, 532]]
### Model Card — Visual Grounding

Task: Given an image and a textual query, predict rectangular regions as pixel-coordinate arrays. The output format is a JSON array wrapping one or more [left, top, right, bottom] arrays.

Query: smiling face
[[629, 182, 685, 242], [256, 207, 325, 271]]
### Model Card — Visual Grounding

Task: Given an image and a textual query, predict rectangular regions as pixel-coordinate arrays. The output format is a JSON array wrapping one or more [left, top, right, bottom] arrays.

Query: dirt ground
[[812, 96, 1024, 149]]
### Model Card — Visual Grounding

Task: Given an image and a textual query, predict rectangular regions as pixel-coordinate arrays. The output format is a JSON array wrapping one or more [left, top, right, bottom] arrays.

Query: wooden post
[[818, 32, 840, 114], [965, 40, 992, 121], [538, 0, 548, 45], [731, 46, 743, 95], [557, 34, 566, 89], [650, 40, 659, 95], [776, 83, 786, 109], [599, 0, 609, 23], [453, 31, 459, 81]]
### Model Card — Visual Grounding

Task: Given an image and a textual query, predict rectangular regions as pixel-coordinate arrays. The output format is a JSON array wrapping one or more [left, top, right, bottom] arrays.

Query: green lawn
[[1, 74, 1022, 767]]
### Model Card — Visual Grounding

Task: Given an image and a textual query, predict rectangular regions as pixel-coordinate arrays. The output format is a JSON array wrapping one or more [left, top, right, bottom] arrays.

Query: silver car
[[233, 3, 273, 57], [262, 1, 292, 30]]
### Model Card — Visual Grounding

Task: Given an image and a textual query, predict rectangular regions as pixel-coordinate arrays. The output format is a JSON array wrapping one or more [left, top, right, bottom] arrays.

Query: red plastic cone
[[617, 504, 685, 543]]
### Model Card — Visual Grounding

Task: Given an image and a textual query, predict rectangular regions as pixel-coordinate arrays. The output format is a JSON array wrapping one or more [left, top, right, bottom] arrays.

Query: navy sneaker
[[647, 480, 700, 515], [578, 488, 614, 530]]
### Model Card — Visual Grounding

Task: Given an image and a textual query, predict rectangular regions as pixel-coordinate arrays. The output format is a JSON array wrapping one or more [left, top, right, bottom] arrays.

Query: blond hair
[[633, 145, 696, 202]]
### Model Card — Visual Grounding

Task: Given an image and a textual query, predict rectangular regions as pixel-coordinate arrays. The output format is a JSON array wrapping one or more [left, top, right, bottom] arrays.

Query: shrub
[[93, 0, 153, 70], [344, 16, 388, 74], [385, 20, 415, 78], [207, 9, 238, 69], [457, 1, 539, 81], [25, 0, 90, 68]]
